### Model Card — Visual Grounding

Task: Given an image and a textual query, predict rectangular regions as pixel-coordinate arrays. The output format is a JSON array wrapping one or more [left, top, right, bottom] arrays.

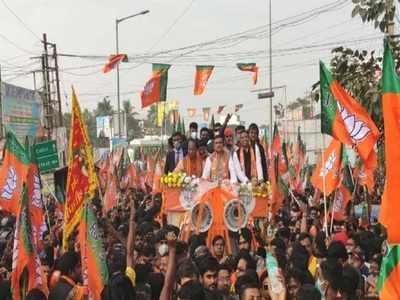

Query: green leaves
[[351, 0, 394, 33]]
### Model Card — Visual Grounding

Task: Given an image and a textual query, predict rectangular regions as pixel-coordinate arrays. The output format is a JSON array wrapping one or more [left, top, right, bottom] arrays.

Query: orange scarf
[[239, 147, 257, 179], [210, 151, 230, 181], [183, 155, 203, 177], [61, 276, 87, 300]]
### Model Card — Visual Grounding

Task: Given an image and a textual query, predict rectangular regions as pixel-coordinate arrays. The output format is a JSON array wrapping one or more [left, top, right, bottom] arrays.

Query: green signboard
[[32, 140, 59, 173]]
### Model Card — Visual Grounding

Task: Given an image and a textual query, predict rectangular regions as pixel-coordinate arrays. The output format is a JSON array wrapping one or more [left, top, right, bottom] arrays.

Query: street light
[[115, 9, 150, 138]]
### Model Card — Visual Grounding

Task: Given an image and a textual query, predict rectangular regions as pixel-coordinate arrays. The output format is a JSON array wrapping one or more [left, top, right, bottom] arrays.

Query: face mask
[[190, 132, 198, 139], [159, 244, 169, 256]]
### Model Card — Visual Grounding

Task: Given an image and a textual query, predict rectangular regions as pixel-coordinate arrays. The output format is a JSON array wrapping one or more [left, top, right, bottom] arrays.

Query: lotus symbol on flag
[[144, 80, 154, 96], [32, 174, 43, 209], [359, 169, 367, 179], [89, 223, 99, 240], [1, 167, 17, 200], [337, 102, 371, 143], [319, 152, 336, 177], [333, 191, 344, 212]]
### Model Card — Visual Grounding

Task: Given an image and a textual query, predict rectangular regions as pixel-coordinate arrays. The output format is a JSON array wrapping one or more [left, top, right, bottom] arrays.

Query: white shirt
[[231, 152, 250, 183], [174, 148, 184, 164], [202, 153, 243, 184], [253, 144, 264, 182]]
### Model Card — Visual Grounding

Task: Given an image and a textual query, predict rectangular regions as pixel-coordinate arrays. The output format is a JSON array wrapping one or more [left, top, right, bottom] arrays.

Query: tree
[[95, 96, 114, 117], [83, 108, 97, 146], [123, 99, 142, 141], [311, 0, 400, 201], [351, 0, 395, 33]]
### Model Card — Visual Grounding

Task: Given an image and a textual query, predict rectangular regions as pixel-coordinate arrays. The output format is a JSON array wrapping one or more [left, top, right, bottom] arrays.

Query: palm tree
[[95, 96, 114, 117]]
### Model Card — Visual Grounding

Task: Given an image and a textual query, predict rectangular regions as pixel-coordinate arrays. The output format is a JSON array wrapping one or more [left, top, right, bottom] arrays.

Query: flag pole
[[330, 190, 336, 234], [322, 134, 328, 236]]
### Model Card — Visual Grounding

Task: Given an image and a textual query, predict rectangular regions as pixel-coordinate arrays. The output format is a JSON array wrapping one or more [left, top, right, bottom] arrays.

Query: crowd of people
[[0, 117, 386, 300]]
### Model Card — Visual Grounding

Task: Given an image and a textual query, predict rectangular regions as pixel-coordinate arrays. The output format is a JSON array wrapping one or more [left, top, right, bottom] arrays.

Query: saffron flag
[[353, 160, 375, 195], [261, 129, 270, 160], [0, 131, 29, 215], [152, 161, 163, 195], [271, 123, 287, 175], [332, 165, 354, 221], [79, 204, 109, 300], [237, 63, 258, 85], [187, 108, 196, 118], [380, 40, 400, 244], [141, 73, 161, 108], [103, 171, 117, 214], [377, 245, 400, 299], [11, 184, 48, 300], [194, 65, 214, 95], [203, 107, 211, 122], [235, 104, 243, 113], [269, 156, 284, 216], [152, 63, 171, 102], [320, 61, 379, 168], [311, 138, 342, 196], [217, 106, 225, 114], [27, 160, 47, 249], [102, 54, 127, 73], [63, 88, 98, 250]]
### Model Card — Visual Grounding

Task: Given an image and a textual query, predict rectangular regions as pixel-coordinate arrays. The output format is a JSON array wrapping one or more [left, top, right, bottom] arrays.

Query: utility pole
[[268, 0, 273, 140], [115, 9, 150, 138], [258, 0, 274, 137]]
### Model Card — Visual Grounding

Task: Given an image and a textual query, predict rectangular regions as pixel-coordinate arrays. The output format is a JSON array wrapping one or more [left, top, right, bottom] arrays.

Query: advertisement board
[[1, 82, 41, 141]]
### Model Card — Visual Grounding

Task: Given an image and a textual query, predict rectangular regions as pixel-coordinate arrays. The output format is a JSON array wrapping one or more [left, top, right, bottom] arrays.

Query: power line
[[147, 0, 196, 52], [1, 0, 42, 41], [0, 31, 36, 54]]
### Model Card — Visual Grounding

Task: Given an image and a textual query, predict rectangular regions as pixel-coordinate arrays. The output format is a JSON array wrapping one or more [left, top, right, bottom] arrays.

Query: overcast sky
[[0, 0, 387, 126]]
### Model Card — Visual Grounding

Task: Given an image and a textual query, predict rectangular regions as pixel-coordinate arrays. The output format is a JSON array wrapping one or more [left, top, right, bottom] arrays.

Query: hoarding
[[1, 82, 41, 141]]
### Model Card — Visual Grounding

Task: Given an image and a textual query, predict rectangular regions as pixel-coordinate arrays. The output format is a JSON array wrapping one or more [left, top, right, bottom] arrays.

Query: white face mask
[[159, 244, 169, 256], [190, 132, 198, 139]]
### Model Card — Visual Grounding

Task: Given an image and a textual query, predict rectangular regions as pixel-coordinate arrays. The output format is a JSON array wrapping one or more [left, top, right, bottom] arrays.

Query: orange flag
[[141, 73, 161, 108], [63, 88, 98, 250], [79, 204, 109, 300], [0, 132, 29, 215], [103, 173, 117, 214], [194, 65, 214, 95], [332, 185, 352, 221], [187, 108, 197, 118], [320, 62, 379, 169], [11, 184, 48, 300], [269, 156, 284, 216], [311, 138, 342, 196], [380, 40, 400, 244], [152, 161, 163, 195], [102, 54, 127, 73], [353, 161, 375, 195]]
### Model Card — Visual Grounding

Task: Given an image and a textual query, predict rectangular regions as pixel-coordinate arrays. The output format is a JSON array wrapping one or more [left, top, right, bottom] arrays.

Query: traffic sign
[[32, 140, 60, 173]]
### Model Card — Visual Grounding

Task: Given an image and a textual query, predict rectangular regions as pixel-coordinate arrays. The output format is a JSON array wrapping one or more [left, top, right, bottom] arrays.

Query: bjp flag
[[320, 61, 379, 169], [0, 132, 29, 215], [141, 73, 161, 108], [311, 139, 342, 196], [380, 40, 400, 244], [102, 54, 127, 73], [194, 65, 214, 95]]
